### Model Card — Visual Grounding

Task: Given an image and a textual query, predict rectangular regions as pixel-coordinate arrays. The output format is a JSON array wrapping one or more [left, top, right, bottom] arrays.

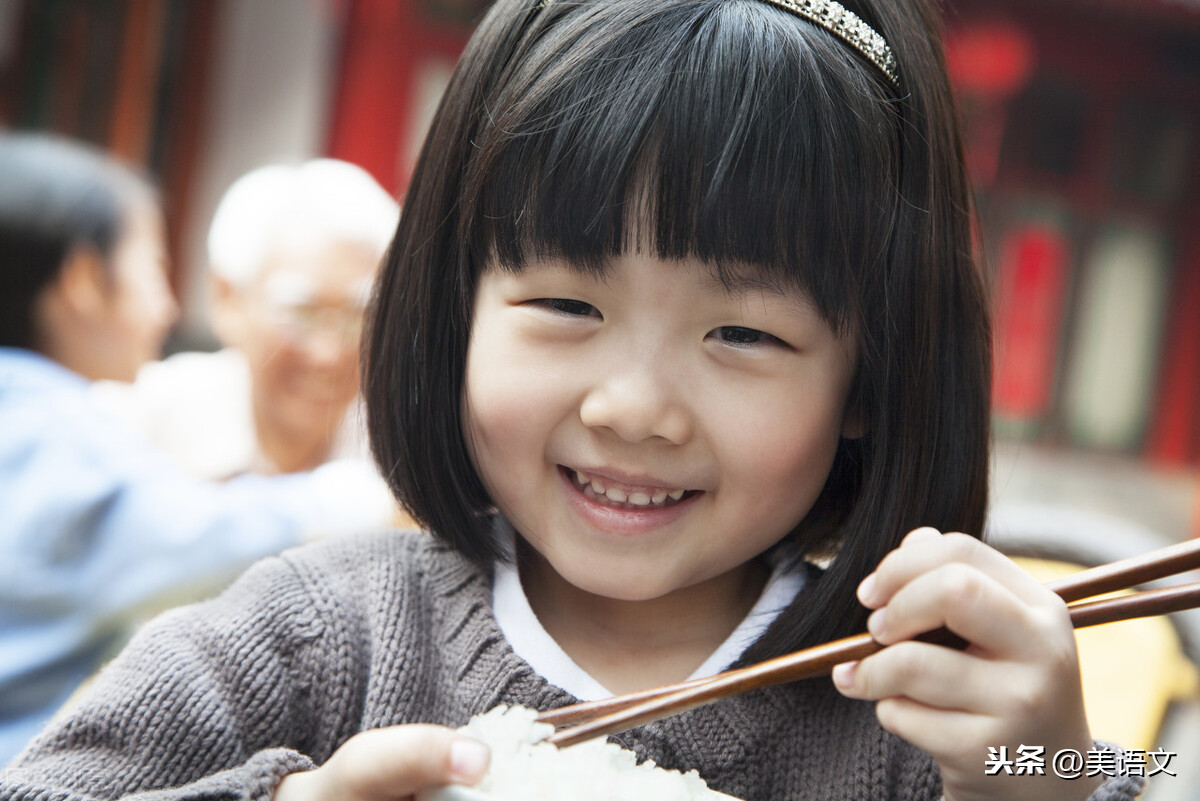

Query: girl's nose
[[578, 366, 693, 445]]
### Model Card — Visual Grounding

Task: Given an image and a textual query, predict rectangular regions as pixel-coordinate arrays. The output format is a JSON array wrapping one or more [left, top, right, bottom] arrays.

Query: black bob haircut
[[365, 0, 992, 658], [0, 132, 152, 351]]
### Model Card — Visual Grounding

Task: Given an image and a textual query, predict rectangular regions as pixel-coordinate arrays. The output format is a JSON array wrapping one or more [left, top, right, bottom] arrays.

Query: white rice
[[456, 705, 716, 801]]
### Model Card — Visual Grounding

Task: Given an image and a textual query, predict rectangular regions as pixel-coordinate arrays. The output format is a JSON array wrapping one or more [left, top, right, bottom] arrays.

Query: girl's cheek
[[464, 347, 559, 458]]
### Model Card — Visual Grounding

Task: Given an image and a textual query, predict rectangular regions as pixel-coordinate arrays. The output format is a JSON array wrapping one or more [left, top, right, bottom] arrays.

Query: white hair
[[206, 159, 399, 285]]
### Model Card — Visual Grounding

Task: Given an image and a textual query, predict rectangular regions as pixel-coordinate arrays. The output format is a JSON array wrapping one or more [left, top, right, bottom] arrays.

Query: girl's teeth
[[571, 469, 689, 508]]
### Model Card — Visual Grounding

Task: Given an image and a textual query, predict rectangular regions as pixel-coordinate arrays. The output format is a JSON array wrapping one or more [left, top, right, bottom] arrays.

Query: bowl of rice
[[416, 705, 739, 801]]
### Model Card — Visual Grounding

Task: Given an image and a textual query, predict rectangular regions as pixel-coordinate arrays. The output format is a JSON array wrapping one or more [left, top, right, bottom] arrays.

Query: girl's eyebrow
[[532, 256, 806, 302], [696, 268, 799, 301], [697, 268, 830, 322]]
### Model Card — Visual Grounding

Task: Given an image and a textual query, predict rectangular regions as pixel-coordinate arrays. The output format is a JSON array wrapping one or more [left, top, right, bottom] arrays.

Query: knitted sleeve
[[0, 552, 361, 801]]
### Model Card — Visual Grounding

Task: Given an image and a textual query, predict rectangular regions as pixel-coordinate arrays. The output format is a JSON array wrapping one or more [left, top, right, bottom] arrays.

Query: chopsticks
[[539, 536, 1200, 748]]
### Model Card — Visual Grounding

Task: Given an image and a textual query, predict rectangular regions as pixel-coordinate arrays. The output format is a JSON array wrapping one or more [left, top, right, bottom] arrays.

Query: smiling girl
[[2, 1, 1141, 800], [462, 255, 860, 694]]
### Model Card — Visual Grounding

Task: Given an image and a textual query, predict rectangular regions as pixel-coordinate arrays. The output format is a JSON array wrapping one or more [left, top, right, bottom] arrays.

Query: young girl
[[3, 2, 1142, 801]]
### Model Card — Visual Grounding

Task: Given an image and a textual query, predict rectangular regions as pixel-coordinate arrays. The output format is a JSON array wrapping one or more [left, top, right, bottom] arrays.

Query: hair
[[365, 0, 992, 658], [206, 159, 400, 285], [0, 131, 154, 351]]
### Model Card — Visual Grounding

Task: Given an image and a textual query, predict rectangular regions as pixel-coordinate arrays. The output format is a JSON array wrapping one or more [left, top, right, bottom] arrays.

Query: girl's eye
[[709, 326, 783, 347], [534, 298, 600, 317]]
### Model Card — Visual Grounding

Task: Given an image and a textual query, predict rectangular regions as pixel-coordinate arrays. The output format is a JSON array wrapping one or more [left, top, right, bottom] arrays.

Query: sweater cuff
[[242, 749, 319, 801], [126, 748, 317, 801]]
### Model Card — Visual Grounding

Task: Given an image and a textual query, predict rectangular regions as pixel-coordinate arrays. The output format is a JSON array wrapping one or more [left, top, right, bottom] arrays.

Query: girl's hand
[[831, 527, 1101, 801], [273, 724, 491, 801]]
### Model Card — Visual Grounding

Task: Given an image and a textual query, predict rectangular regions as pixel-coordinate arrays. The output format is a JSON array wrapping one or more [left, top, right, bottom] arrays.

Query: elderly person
[[0, 135, 394, 766], [97, 160, 399, 479]]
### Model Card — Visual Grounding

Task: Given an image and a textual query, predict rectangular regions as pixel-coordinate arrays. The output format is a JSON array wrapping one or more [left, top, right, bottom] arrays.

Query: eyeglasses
[[257, 300, 366, 349]]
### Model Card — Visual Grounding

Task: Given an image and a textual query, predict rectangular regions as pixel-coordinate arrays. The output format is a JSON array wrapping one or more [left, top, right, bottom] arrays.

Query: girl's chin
[[520, 543, 680, 604], [556, 554, 701, 604]]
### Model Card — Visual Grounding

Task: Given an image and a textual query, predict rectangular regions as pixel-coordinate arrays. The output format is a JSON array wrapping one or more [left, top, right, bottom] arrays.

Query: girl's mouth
[[561, 466, 700, 511]]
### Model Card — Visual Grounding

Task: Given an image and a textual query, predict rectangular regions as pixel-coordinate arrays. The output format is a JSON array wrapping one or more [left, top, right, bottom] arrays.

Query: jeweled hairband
[[537, 0, 900, 88], [758, 0, 899, 87]]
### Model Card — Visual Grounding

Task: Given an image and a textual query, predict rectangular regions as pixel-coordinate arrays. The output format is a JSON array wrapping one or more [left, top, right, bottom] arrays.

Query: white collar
[[492, 552, 806, 702]]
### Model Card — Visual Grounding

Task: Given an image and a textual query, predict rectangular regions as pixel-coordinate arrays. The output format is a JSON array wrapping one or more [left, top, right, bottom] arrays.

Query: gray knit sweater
[[1, 530, 1143, 801]]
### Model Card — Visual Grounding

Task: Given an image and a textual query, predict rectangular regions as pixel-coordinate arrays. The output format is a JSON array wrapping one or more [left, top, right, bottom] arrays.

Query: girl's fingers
[[867, 681, 1101, 801], [859, 529, 1052, 611], [871, 697, 991, 761], [832, 641, 1021, 716], [866, 563, 1073, 659], [845, 530, 1101, 801], [316, 725, 491, 801]]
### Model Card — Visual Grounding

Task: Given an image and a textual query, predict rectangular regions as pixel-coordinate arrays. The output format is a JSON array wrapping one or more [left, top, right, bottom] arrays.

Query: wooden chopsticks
[[538, 537, 1200, 748]]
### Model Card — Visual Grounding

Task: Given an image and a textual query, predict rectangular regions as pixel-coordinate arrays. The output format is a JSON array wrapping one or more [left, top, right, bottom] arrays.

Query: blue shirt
[[0, 348, 369, 765]]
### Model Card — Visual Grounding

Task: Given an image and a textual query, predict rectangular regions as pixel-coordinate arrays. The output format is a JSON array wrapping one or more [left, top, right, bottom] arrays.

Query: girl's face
[[464, 253, 859, 603]]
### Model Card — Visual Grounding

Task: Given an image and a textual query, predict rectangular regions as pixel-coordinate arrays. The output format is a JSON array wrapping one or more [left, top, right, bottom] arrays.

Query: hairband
[[537, 0, 900, 88], [757, 0, 899, 86]]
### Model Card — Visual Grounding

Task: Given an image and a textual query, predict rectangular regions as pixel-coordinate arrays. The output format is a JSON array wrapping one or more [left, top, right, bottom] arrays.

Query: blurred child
[[0, 134, 392, 765], [1, 2, 1144, 800]]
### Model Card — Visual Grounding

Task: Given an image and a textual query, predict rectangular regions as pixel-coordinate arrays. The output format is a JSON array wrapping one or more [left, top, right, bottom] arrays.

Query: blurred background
[[1, 0, 1197, 543], [1, 0, 1199, 793], [3, 0, 1198, 545]]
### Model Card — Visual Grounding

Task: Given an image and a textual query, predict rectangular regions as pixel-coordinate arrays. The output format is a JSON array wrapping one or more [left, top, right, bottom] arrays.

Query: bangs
[[462, 0, 901, 332]]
